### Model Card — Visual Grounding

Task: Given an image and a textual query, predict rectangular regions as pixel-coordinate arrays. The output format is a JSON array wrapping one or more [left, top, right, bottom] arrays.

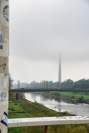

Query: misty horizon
[[9, 0, 89, 82]]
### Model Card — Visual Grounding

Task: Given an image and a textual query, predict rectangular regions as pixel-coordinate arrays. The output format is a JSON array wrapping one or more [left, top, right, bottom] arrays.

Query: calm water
[[25, 93, 89, 116]]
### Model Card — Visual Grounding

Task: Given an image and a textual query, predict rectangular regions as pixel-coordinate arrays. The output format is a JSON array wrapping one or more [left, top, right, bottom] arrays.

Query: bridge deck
[[11, 88, 89, 92], [8, 116, 89, 127]]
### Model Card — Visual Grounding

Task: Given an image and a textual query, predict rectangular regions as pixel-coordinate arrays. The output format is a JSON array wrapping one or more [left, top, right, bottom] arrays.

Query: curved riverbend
[[25, 93, 89, 116]]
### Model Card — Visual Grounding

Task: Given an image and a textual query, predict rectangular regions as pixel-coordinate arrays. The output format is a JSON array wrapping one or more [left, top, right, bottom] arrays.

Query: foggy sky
[[9, 0, 89, 82]]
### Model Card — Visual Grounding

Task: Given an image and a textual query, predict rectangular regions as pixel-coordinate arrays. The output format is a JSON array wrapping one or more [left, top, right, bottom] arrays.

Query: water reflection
[[25, 93, 89, 116]]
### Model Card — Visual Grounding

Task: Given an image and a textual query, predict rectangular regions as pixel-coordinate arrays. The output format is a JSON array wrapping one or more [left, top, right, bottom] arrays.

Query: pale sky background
[[9, 0, 89, 82]]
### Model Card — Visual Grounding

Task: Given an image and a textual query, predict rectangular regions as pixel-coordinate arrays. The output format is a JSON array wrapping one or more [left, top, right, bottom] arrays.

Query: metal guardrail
[[8, 116, 89, 128]]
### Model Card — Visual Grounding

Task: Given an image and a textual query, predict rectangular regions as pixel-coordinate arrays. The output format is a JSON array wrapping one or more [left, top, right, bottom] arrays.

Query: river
[[25, 93, 89, 116]]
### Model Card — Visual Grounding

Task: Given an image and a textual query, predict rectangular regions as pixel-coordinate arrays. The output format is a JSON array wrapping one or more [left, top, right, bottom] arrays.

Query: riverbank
[[9, 99, 68, 118], [25, 93, 89, 116], [9, 97, 89, 133], [41, 91, 89, 104]]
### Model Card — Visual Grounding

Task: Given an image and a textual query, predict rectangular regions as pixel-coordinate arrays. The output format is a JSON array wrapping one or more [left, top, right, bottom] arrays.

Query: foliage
[[17, 79, 89, 91]]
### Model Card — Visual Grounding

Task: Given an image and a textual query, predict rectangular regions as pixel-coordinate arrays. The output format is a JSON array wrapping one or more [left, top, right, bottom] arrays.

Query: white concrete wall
[[0, 0, 9, 132]]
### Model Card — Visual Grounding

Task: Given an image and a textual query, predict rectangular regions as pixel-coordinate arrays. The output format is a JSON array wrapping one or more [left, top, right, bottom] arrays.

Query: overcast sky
[[9, 0, 89, 82]]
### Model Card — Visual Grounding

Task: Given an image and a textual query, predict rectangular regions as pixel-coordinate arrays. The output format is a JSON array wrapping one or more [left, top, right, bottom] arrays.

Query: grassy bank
[[9, 99, 62, 118], [8, 98, 89, 133], [60, 92, 89, 100], [42, 91, 89, 103], [60, 92, 89, 103]]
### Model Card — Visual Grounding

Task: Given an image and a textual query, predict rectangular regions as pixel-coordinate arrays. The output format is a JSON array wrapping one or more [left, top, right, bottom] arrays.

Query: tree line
[[18, 79, 89, 91]]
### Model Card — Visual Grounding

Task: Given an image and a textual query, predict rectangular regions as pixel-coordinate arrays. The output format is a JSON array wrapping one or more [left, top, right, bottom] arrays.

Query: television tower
[[58, 56, 62, 84]]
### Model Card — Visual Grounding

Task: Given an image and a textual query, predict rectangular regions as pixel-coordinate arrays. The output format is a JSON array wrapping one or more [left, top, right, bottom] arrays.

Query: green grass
[[8, 98, 89, 133], [9, 100, 62, 118], [9, 125, 88, 133], [60, 92, 89, 100]]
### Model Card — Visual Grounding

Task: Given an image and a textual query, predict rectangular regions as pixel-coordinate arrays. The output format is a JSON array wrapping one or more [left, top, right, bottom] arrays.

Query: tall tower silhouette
[[58, 56, 61, 84]]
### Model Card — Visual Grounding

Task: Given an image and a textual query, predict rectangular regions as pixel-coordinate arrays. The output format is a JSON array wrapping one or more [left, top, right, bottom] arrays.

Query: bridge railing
[[8, 116, 89, 127], [8, 116, 89, 133]]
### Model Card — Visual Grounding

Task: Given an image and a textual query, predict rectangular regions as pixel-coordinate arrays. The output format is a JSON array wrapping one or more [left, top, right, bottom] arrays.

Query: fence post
[[44, 126, 48, 133]]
